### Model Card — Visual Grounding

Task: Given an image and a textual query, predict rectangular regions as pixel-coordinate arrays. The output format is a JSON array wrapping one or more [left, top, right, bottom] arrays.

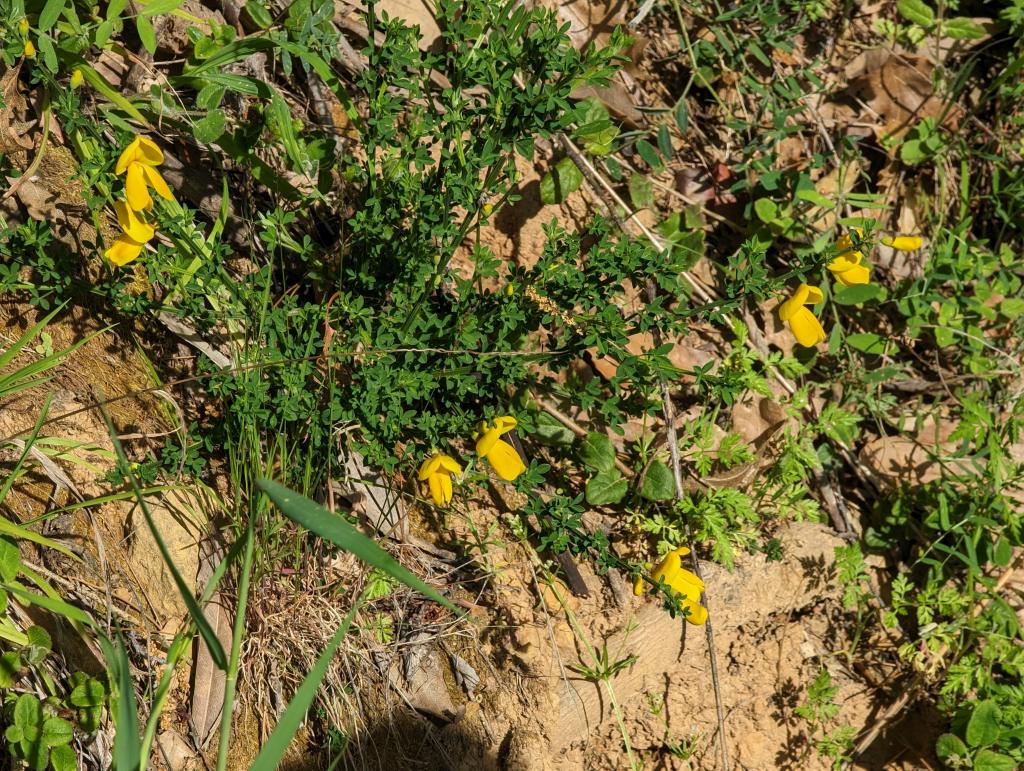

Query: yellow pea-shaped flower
[[633, 546, 708, 625], [778, 284, 826, 348], [418, 453, 462, 506], [476, 416, 526, 481]]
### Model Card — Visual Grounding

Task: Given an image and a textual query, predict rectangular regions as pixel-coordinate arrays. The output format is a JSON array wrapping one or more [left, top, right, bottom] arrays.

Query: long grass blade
[[99, 406, 228, 669], [248, 599, 360, 771], [100, 634, 142, 771], [256, 478, 458, 612]]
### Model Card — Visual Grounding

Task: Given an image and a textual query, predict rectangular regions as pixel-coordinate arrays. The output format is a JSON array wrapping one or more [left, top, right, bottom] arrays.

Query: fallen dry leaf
[[846, 52, 955, 141]]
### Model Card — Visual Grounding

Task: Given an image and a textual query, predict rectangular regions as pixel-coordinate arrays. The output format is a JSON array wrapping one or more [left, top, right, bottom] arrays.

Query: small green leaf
[[242, 0, 274, 28], [635, 139, 664, 171], [70, 677, 106, 708], [49, 745, 76, 771], [942, 17, 987, 39], [5, 724, 23, 743], [641, 460, 675, 501], [0, 537, 20, 582], [0, 652, 21, 687], [533, 412, 574, 447], [586, 470, 628, 506], [966, 700, 1001, 748], [38, 0, 65, 30], [753, 197, 778, 223], [993, 536, 1013, 567], [846, 332, 887, 355], [14, 693, 42, 729], [628, 174, 654, 209], [935, 733, 968, 761], [1000, 298, 1024, 318], [674, 99, 688, 134], [540, 157, 583, 205], [136, 16, 157, 54], [974, 749, 1017, 771], [833, 283, 885, 305], [193, 110, 226, 144], [196, 84, 226, 110], [41, 717, 73, 748], [657, 124, 673, 159], [897, 0, 934, 26], [34, 34, 58, 73], [579, 432, 616, 472], [25, 625, 51, 651]]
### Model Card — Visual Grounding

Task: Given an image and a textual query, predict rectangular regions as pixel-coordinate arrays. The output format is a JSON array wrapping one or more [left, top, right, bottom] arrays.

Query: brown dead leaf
[[846, 52, 955, 140], [0, 64, 33, 153], [190, 543, 230, 750]]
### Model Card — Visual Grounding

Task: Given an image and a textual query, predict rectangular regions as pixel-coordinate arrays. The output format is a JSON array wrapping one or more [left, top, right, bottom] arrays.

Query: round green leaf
[[49, 745, 77, 771], [540, 157, 583, 205], [628, 174, 654, 209], [41, 716, 73, 748], [974, 749, 1017, 771], [966, 700, 1001, 748], [586, 470, 628, 506], [935, 733, 968, 761], [193, 110, 227, 144], [641, 460, 675, 501], [579, 432, 616, 472]]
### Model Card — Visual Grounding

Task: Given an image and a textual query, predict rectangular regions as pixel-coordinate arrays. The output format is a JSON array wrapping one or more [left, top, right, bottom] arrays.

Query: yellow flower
[[828, 230, 870, 286], [104, 235, 146, 266], [633, 546, 707, 625], [779, 284, 826, 348], [70, 68, 84, 89], [418, 453, 462, 506], [881, 235, 923, 251], [115, 136, 173, 211], [482, 202, 494, 216], [114, 201, 155, 243], [476, 416, 526, 481], [23, 40, 35, 58]]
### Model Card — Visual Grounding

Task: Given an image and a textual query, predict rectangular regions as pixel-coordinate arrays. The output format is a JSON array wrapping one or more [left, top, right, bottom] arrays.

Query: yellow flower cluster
[[779, 229, 923, 348], [417, 415, 526, 506], [633, 546, 708, 625], [104, 135, 174, 266]]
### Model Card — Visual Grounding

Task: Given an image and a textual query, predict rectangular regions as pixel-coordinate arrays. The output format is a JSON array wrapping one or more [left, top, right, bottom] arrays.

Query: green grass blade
[[248, 600, 360, 771], [256, 478, 458, 612], [100, 634, 142, 771], [100, 407, 228, 670], [4, 583, 93, 626]]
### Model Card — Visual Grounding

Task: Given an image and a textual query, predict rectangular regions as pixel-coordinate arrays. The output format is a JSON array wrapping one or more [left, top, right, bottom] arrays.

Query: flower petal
[[485, 439, 526, 481], [476, 428, 500, 458], [142, 164, 174, 201], [834, 263, 870, 287], [493, 415, 517, 434], [632, 574, 646, 596], [882, 235, 923, 251], [115, 137, 142, 175], [436, 454, 462, 474], [104, 235, 145, 266], [113, 201, 154, 242], [683, 601, 708, 625], [803, 284, 824, 305], [125, 163, 153, 210], [427, 474, 446, 505], [133, 135, 164, 166], [778, 284, 811, 321], [787, 307, 826, 347], [418, 455, 443, 480]]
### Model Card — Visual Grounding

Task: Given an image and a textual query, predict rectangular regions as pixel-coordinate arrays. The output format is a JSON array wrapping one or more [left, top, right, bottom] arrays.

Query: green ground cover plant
[[0, 0, 1022, 768]]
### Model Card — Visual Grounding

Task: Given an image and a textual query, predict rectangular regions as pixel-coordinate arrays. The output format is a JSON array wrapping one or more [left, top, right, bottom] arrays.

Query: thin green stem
[[215, 515, 256, 771]]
